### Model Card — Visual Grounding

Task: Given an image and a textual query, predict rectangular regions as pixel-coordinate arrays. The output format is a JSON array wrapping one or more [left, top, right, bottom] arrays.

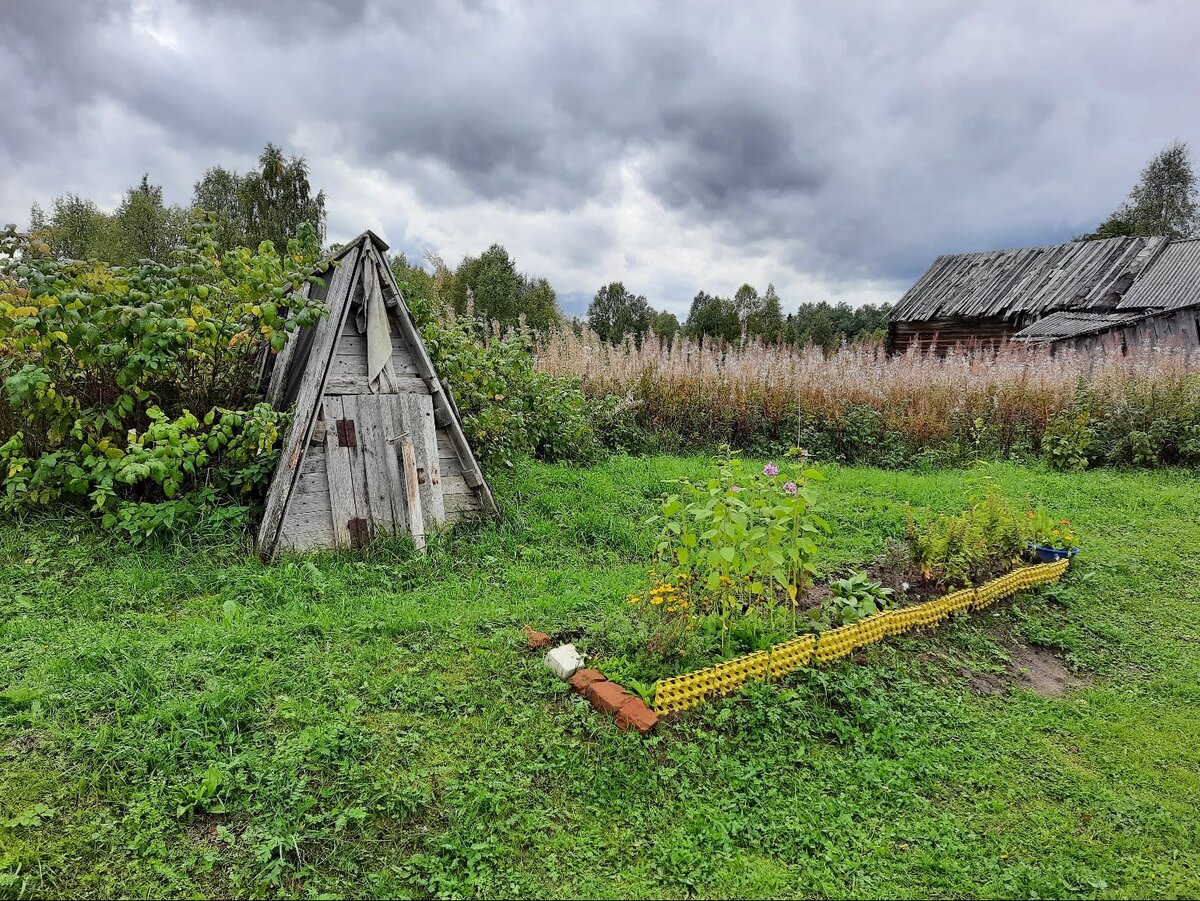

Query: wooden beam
[[257, 243, 363, 559], [398, 436, 426, 553]]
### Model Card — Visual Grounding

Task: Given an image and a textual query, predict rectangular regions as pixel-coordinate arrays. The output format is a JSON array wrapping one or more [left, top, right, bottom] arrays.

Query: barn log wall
[[887, 316, 1018, 354], [1061, 307, 1200, 356]]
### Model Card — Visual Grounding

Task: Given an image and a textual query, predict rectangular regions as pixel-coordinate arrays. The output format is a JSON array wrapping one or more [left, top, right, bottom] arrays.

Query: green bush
[[904, 477, 1028, 587], [393, 269, 603, 469], [0, 219, 324, 536]]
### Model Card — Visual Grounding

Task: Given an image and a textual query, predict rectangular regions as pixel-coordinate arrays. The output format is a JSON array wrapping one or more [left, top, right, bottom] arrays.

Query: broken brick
[[567, 668, 606, 695], [586, 680, 637, 715], [615, 698, 658, 733], [522, 624, 551, 650]]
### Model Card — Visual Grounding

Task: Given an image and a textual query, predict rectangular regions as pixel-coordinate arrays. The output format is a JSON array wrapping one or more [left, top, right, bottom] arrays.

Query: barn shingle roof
[[891, 235, 1168, 324], [1011, 310, 1149, 343], [1117, 237, 1200, 312]]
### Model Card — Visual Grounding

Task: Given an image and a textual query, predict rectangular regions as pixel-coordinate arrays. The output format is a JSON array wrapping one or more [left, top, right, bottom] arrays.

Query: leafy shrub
[[633, 449, 829, 657], [821, 571, 896, 626], [0, 219, 324, 535], [904, 477, 1028, 587], [393, 270, 602, 469], [1042, 380, 1094, 470]]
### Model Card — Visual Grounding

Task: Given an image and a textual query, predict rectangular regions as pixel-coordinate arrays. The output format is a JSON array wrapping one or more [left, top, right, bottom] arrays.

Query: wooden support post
[[398, 437, 426, 553]]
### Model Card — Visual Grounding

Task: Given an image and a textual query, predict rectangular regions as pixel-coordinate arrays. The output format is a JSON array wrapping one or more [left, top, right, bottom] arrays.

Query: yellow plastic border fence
[[653, 558, 1070, 715]]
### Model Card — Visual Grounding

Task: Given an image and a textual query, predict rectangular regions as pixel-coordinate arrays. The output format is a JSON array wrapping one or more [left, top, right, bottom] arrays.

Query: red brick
[[586, 680, 637, 715], [567, 668, 606, 695], [521, 624, 551, 650], [615, 698, 659, 734]]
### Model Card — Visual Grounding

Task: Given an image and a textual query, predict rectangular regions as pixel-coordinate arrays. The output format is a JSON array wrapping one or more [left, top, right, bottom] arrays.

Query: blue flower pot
[[1029, 544, 1078, 564]]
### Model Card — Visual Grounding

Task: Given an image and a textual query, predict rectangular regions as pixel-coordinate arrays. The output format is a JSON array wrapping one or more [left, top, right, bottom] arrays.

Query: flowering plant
[[1027, 509, 1078, 551], [635, 447, 829, 652]]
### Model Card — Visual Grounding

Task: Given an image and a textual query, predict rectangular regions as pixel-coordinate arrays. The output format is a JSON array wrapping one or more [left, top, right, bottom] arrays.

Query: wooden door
[[321, 393, 445, 548]]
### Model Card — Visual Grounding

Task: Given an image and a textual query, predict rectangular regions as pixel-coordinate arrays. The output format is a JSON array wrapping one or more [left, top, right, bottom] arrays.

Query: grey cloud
[[3, 0, 1199, 307]]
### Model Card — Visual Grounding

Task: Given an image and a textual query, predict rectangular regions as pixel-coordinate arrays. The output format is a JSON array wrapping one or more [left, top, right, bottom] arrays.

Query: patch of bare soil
[[962, 636, 1085, 698], [1005, 642, 1084, 697]]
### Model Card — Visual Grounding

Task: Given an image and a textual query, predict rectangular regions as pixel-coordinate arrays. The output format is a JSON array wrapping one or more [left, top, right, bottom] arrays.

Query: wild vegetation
[[2, 458, 1198, 897], [536, 327, 1200, 468], [0, 221, 324, 536]]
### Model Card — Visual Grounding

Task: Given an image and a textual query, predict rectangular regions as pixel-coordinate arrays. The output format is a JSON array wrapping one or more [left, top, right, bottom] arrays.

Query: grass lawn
[[1, 456, 1199, 899]]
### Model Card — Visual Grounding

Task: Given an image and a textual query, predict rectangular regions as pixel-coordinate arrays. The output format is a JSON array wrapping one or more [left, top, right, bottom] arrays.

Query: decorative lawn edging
[[653, 558, 1071, 715]]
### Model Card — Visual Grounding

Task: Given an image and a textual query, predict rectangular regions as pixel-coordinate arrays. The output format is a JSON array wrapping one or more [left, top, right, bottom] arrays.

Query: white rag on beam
[[356, 259, 398, 394]]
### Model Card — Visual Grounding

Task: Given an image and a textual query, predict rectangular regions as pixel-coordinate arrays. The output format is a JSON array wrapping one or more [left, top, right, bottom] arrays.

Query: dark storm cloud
[[3, 0, 1199, 307]]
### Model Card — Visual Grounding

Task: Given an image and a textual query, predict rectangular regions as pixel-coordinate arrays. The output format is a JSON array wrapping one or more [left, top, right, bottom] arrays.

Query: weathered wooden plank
[[335, 332, 424, 373], [258, 244, 362, 558], [444, 492, 482, 515], [439, 471, 477, 497], [376, 396, 411, 535], [325, 371, 428, 395], [323, 396, 355, 549], [355, 396, 400, 533], [264, 279, 312, 407], [280, 509, 337, 551], [395, 392, 445, 530], [337, 395, 373, 542], [398, 436, 426, 552]]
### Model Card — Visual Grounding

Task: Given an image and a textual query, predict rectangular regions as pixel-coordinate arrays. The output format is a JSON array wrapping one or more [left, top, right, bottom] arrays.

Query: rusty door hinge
[[336, 418, 357, 447]]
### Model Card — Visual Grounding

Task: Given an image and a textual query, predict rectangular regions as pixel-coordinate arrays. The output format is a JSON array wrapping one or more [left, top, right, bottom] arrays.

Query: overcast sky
[[3, 0, 1198, 317]]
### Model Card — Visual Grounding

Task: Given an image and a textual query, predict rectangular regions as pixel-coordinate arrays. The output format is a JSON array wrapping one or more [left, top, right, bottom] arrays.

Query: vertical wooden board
[[323, 397, 355, 549], [353, 395, 399, 534], [338, 395, 373, 541], [357, 393, 410, 535], [398, 437, 426, 551], [375, 396, 411, 535], [397, 393, 445, 529], [258, 244, 362, 557]]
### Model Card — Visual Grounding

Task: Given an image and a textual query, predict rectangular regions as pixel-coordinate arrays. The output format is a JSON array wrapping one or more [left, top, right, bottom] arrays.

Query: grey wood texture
[[398, 436, 426, 551], [393, 392, 445, 529], [891, 236, 1169, 324], [259, 232, 495, 558], [323, 396, 355, 549], [258, 244, 362, 558]]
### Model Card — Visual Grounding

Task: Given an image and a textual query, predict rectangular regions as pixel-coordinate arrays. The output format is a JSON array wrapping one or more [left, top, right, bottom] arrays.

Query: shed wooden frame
[[256, 230, 494, 559]]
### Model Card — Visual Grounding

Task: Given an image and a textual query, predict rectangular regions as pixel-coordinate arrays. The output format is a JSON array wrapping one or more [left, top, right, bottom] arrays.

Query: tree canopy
[[587, 282, 652, 344], [1080, 141, 1199, 240], [193, 144, 327, 252], [450, 244, 561, 332]]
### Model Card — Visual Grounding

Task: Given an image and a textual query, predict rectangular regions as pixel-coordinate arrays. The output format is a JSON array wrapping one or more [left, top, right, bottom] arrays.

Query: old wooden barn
[[256, 230, 494, 560], [887, 235, 1200, 355]]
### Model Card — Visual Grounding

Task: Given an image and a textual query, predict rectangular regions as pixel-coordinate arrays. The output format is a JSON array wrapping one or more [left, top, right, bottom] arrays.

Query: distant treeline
[[586, 281, 890, 349]]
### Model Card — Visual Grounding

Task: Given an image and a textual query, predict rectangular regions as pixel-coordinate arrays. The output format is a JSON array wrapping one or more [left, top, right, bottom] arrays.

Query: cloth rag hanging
[[356, 258, 398, 394]]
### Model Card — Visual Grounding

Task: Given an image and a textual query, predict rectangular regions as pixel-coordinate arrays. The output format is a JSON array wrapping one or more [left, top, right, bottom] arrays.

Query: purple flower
[[763, 463, 779, 477], [783, 481, 798, 495], [730, 485, 743, 492]]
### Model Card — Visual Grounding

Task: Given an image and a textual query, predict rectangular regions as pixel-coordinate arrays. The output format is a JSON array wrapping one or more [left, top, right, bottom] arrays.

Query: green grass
[[1, 456, 1198, 899]]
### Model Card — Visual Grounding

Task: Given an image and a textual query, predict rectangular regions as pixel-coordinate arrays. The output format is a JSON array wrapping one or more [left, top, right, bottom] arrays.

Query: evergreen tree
[[750, 283, 784, 342]]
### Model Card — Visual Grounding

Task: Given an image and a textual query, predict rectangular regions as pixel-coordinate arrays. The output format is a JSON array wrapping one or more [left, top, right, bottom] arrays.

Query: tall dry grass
[[536, 327, 1200, 463]]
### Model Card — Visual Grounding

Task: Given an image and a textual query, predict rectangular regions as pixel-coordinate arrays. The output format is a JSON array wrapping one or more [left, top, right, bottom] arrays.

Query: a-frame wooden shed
[[256, 230, 494, 559]]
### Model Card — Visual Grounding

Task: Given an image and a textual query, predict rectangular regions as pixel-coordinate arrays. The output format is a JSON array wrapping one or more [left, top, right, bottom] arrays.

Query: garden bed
[[652, 557, 1070, 713]]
